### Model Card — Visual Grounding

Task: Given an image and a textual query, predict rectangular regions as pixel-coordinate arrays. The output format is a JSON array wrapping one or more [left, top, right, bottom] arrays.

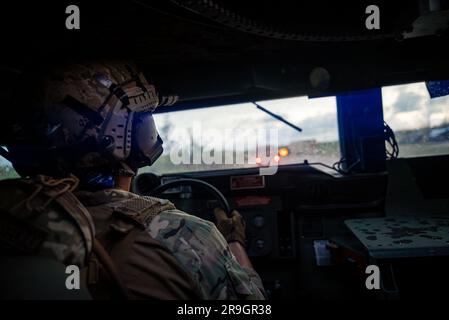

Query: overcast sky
[[154, 95, 339, 154], [382, 82, 449, 131]]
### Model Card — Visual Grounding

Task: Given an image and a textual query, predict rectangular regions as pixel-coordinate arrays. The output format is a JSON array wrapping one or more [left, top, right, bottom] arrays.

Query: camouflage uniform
[[0, 175, 94, 267], [1, 61, 265, 300], [1, 177, 265, 299], [76, 188, 266, 300]]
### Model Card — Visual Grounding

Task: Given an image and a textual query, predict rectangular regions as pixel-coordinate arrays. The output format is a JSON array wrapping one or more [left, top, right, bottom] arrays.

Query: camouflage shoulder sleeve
[[147, 209, 266, 300], [0, 177, 94, 267]]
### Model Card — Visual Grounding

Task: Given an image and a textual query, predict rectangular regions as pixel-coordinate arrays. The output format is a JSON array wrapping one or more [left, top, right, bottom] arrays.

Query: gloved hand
[[213, 207, 246, 246]]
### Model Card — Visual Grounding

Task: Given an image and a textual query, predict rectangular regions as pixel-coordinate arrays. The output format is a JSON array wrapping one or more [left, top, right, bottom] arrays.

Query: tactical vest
[[76, 188, 176, 299], [0, 175, 175, 299]]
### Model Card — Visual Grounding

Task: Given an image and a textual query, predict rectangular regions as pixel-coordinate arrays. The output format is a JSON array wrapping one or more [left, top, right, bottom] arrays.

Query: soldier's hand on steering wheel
[[213, 207, 246, 246]]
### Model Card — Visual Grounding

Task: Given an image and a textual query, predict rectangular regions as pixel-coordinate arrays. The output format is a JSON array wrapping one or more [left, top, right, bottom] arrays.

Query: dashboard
[[133, 163, 388, 299]]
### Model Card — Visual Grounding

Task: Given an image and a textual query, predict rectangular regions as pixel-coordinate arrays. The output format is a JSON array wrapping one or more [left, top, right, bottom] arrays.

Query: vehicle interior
[[1, 0, 449, 300]]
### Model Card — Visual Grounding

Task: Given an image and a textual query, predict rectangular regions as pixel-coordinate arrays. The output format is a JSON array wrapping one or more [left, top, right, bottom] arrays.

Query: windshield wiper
[[252, 102, 302, 133]]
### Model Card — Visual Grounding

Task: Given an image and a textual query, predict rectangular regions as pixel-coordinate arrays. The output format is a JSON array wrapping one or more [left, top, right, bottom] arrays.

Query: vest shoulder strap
[[0, 174, 95, 266]]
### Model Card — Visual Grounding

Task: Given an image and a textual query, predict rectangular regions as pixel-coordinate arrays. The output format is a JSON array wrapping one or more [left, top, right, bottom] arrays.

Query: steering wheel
[[148, 178, 232, 218]]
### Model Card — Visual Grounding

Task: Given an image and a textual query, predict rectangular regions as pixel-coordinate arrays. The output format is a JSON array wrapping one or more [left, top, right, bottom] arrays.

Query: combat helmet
[[2, 61, 177, 188]]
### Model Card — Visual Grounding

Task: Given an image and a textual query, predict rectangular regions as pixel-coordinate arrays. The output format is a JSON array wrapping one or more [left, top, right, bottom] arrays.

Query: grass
[[0, 165, 19, 180]]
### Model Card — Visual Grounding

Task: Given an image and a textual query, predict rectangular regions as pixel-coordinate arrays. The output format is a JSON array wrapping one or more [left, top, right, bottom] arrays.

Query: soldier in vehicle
[[0, 61, 266, 300]]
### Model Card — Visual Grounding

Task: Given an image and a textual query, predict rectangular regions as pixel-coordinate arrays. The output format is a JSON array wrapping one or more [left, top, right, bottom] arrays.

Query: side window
[[382, 82, 449, 158], [0, 149, 19, 180]]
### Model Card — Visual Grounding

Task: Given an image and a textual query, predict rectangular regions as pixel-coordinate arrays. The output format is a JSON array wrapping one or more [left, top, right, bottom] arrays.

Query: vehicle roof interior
[[1, 0, 448, 109]]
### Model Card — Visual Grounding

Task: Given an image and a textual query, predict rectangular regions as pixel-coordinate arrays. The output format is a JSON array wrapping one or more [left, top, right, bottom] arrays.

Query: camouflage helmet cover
[[45, 61, 159, 113], [45, 61, 159, 160], [7, 61, 177, 178]]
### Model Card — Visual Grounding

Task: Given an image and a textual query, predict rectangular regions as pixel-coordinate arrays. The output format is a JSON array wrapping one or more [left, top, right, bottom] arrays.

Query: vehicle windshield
[[2, 81, 449, 179], [144, 95, 340, 175]]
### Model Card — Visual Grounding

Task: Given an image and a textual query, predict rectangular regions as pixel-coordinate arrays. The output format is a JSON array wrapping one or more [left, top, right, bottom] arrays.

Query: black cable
[[331, 155, 362, 175], [384, 121, 399, 159]]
